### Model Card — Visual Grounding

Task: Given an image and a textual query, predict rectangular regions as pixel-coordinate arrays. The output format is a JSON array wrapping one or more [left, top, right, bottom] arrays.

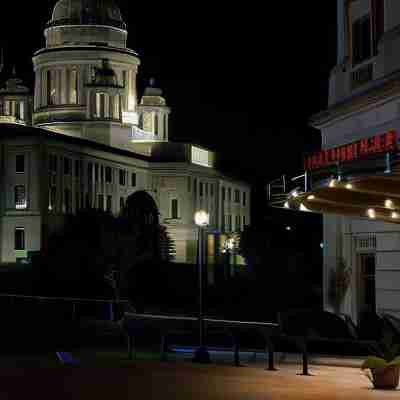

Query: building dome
[[48, 0, 126, 29]]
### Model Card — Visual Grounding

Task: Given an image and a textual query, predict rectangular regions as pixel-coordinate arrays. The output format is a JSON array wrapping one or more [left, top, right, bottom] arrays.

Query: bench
[[273, 310, 378, 375], [122, 313, 280, 369]]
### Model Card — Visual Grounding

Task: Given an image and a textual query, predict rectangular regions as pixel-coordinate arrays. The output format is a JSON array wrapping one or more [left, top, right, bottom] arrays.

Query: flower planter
[[372, 366, 400, 390]]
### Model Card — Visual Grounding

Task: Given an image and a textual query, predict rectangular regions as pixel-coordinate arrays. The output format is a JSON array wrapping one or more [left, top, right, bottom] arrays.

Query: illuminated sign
[[304, 130, 397, 171], [122, 111, 138, 126], [192, 146, 213, 168]]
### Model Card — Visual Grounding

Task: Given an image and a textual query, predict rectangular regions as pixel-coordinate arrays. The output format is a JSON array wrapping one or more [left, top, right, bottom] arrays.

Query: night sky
[[0, 1, 337, 222]]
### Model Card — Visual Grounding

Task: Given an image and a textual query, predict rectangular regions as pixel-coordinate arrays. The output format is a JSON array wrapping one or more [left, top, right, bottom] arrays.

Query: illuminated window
[[105, 166, 112, 183], [19, 101, 24, 120], [49, 187, 57, 212], [352, 15, 372, 65], [68, 69, 78, 104], [15, 228, 25, 250], [131, 172, 136, 187], [47, 70, 57, 105], [191, 146, 212, 168], [16, 155, 25, 174], [143, 112, 153, 132], [171, 198, 179, 219], [114, 94, 120, 119], [15, 185, 27, 210]]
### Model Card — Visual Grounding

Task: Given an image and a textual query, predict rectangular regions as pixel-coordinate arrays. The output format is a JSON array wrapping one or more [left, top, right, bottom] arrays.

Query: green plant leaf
[[361, 356, 388, 370]]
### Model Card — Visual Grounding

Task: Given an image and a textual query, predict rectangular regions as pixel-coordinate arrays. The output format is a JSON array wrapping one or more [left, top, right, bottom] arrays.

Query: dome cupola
[[48, 0, 126, 29]]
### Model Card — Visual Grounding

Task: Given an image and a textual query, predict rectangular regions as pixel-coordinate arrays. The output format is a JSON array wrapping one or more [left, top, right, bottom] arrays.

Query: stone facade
[[0, 0, 251, 276]]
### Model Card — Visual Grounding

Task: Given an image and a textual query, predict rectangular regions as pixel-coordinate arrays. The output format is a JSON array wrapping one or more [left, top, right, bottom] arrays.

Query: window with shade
[[15, 185, 27, 210]]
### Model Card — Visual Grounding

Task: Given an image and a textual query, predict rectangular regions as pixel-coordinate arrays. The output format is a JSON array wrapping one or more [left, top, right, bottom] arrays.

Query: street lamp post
[[193, 210, 211, 363]]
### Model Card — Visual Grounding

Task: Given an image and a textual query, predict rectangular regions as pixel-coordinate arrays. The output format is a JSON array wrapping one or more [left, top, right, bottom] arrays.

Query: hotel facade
[[0, 0, 251, 279], [270, 0, 400, 325]]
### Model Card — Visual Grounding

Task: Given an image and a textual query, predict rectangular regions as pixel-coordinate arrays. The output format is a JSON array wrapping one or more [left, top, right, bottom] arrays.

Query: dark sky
[[0, 1, 337, 226]]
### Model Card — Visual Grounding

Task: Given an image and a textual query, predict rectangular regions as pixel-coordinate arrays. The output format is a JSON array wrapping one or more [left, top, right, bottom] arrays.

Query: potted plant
[[361, 332, 400, 390]]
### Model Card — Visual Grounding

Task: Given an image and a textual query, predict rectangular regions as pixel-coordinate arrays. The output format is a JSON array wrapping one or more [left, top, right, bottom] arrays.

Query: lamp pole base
[[192, 347, 211, 364]]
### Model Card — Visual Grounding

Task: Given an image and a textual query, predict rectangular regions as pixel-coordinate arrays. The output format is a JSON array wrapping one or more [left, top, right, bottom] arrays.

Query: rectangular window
[[105, 166, 112, 183], [48, 69, 57, 105], [101, 165, 104, 182], [235, 215, 240, 231], [88, 162, 93, 183], [16, 155, 25, 174], [49, 154, 58, 173], [19, 102, 24, 120], [243, 215, 246, 229], [353, 15, 372, 66], [74, 160, 80, 178], [235, 190, 240, 203], [64, 157, 71, 175], [228, 188, 232, 202], [95, 93, 110, 118], [64, 189, 71, 214], [188, 177, 191, 193], [171, 199, 179, 219], [98, 194, 104, 210], [68, 69, 78, 104], [228, 215, 232, 232], [119, 169, 126, 186], [114, 94, 120, 119], [15, 185, 27, 210], [200, 182, 203, 197], [131, 172, 136, 187], [95, 164, 99, 182], [243, 192, 247, 206], [49, 187, 57, 212], [222, 187, 226, 201], [76, 191, 79, 212], [194, 178, 197, 195], [205, 183, 209, 197], [210, 184, 214, 197], [15, 228, 25, 250], [120, 197, 125, 211], [106, 195, 112, 212]]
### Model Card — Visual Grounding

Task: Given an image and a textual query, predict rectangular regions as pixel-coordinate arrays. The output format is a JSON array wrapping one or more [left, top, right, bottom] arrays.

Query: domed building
[[0, 0, 250, 279]]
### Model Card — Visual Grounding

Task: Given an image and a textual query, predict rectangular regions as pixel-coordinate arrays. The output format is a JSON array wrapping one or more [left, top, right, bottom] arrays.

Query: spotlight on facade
[[367, 208, 376, 219], [345, 183, 353, 190], [194, 210, 210, 227], [284, 202, 290, 209], [286, 226, 292, 231], [385, 199, 394, 209], [392, 212, 399, 219], [329, 179, 336, 188], [307, 195, 315, 200], [292, 191, 299, 198]]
